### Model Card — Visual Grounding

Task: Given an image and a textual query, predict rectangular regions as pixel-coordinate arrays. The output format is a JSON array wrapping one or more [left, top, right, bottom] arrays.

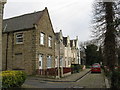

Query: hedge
[[0, 70, 26, 89], [71, 64, 84, 73], [103, 66, 120, 88]]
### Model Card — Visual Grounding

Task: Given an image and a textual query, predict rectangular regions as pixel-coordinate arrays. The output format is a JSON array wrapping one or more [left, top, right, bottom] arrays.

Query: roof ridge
[[4, 10, 43, 21], [3, 9, 45, 33]]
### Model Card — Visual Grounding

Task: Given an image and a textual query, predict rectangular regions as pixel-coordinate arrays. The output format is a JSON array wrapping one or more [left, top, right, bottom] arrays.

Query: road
[[73, 72, 106, 88], [23, 71, 106, 88], [23, 79, 75, 88]]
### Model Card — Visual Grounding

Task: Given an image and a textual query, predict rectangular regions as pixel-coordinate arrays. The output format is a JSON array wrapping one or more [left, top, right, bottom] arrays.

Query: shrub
[[79, 65, 85, 70], [71, 64, 84, 73], [103, 66, 120, 88], [0, 70, 26, 89], [110, 70, 120, 88], [86, 65, 91, 69]]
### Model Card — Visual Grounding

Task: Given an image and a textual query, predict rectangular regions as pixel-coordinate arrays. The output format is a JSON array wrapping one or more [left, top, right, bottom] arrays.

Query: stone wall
[[35, 8, 55, 70], [2, 8, 56, 75], [2, 30, 36, 75]]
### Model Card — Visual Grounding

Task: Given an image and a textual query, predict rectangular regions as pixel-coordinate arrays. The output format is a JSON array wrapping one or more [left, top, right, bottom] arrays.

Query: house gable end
[[37, 7, 55, 35]]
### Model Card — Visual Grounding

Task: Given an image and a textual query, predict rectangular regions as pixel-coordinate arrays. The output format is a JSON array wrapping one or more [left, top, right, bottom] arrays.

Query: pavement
[[26, 69, 91, 82], [22, 69, 91, 88], [104, 77, 110, 88], [23, 69, 109, 88], [52, 69, 90, 82]]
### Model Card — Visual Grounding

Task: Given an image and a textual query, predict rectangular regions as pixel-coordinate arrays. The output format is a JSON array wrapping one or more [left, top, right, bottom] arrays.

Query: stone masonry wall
[[2, 30, 36, 75], [2, 8, 55, 75], [35, 8, 55, 70]]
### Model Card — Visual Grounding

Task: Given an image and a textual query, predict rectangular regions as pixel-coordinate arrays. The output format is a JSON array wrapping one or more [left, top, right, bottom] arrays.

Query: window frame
[[60, 56, 63, 67], [48, 36, 52, 47], [16, 33, 24, 44], [55, 56, 58, 67], [40, 32, 45, 45], [47, 55, 52, 68], [39, 54, 43, 69]]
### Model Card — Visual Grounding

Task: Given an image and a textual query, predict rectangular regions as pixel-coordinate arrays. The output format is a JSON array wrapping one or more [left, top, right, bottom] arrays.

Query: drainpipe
[[0, 0, 7, 71], [58, 40, 60, 78], [11, 33, 14, 69], [5, 32, 9, 70]]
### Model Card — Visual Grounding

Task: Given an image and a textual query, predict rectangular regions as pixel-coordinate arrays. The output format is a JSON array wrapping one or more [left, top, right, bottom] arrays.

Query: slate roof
[[3, 10, 44, 33]]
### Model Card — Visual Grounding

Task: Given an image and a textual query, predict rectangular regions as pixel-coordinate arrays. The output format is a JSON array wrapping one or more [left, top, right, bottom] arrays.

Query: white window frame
[[60, 56, 63, 67], [16, 33, 23, 44], [47, 55, 52, 68], [39, 54, 43, 69], [40, 32, 45, 45], [55, 56, 58, 67], [48, 36, 52, 47]]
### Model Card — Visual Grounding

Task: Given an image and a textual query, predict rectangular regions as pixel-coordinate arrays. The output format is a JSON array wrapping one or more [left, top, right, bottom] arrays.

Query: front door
[[39, 54, 43, 69]]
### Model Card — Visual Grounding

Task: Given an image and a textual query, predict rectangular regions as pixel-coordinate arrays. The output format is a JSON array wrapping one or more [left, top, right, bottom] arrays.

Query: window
[[65, 61, 66, 67], [40, 32, 45, 45], [48, 36, 52, 47], [60, 56, 63, 67], [16, 33, 23, 44], [39, 54, 43, 69], [55, 56, 58, 67], [68, 60, 70, 65], [47, 55, 52, 68], [92, 65, 100, 68]]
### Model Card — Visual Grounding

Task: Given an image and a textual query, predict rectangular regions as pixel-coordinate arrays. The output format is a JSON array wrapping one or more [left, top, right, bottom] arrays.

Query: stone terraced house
[[63, 36, 72, 67], [55, 30, 72, 77], [2, 7, 56, 76], [70, 36, 79, 64], [55, 30, 80, 77], [63, 36, 80, 67], [2, 7, 81, 77]]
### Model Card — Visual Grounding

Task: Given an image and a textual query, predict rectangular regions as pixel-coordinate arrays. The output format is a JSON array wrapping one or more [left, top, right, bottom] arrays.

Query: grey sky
[[3, 0, 94, 42]]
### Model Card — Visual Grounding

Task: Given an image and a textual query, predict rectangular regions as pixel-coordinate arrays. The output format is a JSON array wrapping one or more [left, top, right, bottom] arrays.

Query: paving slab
[[23, 69, 108, 88], [54, 69, 91, 82], [26, 69, 90, 82]]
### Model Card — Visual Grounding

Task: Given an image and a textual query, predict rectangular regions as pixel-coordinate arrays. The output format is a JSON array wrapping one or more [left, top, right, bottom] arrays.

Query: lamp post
[[57, 39, 61, 78], [0, 0, 6, 71]]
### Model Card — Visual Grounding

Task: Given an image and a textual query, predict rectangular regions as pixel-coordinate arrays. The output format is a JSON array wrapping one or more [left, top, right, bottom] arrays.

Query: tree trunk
[[104, 2, 117, 88]]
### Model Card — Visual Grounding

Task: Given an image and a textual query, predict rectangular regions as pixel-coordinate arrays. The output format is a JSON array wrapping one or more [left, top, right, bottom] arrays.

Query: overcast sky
[[3, 0, 94, 42]]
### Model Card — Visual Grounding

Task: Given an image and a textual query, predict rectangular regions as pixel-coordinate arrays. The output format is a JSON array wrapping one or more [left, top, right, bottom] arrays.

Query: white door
[[39, 54, 43, 69]]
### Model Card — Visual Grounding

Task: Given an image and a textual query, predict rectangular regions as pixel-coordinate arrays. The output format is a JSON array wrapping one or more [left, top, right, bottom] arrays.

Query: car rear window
[[93, 63, 100, 65], [92, 65, 100, 68]]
